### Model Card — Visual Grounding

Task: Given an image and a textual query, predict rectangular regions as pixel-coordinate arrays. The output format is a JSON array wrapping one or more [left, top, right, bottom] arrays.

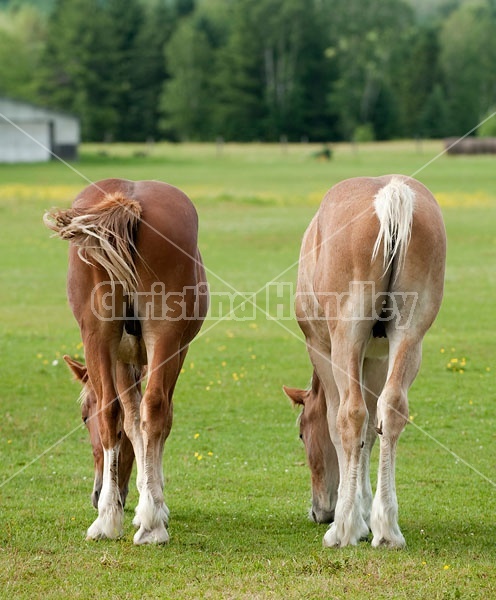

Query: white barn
[[0, 97, 80, 163]]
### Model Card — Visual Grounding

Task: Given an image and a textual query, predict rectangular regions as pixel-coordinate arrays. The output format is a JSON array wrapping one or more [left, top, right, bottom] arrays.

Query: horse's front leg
[[86, 366, 125, 540], [358, 357, 387, 527], [86, 443, 124, 540]]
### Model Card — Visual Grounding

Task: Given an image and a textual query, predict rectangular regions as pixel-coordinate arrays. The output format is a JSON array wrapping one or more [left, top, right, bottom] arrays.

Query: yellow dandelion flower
[[486, 367, 491, 372], [249, 323, 258, 329], [190, 362, 194, 369], [459, 369, 464, 374], [42, 359, 49, 365], [36, 353, 43, 359], [181, 368, 186, 374], [443, 565, 450, 570], [206, 386, 211, 391], [194, 433, 200, 439], [217, 345, 227, 351], [251, 354, 256, 359], [197, 454, 203, 461], [451, 358, 458, 363], [232, 373, 239, 381], [76, 342, 83, 349], [226, 330, 235, 338], [221, 361, 227, 367], [440, 348, 445, 354], [207, 452, 213, 456]]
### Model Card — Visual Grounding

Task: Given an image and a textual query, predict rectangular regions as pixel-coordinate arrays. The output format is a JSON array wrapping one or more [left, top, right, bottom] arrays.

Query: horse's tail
[[371, 177, 415, 282], [44, 192, 142, 295]]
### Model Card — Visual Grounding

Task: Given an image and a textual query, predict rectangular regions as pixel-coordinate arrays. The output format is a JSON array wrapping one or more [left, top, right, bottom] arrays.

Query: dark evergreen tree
[[393, 25, 443, 137], [38, 0, 118, 140], [160, 16, 217, 140], [128, 1, 177, 141], [325, 0, 414, 140], [211, 0, 334, 141]]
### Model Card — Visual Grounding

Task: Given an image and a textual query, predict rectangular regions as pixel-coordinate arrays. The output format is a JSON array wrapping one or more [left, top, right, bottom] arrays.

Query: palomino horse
[[284, 175, 445, 548], [45, 178, 208, 544]]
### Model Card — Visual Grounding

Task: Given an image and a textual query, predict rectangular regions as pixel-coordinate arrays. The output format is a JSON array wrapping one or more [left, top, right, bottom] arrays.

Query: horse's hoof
[[86, 510, 123, 540], [323, 524, 340, 548], [371, 534, 406, 549], [133, 524, 169, 545]]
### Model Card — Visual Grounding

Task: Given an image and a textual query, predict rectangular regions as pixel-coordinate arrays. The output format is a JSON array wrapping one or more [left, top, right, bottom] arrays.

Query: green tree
[[160, 16, 216, 140], [419, 84, 450, 138], [212, 0, 333, 141], [38, 0, 118, 140], [393, 25, 444, 137], [128, 0, 177, 141], [0, 5, 45, 102], [104, 0, 145, 141], [325, 0, 414, 140], [439, 0, 496, 135]]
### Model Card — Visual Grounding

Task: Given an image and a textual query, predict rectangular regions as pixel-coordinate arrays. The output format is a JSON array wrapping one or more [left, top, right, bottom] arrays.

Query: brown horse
[[45, 178, 208, 544], [284, 175, 445, 548]]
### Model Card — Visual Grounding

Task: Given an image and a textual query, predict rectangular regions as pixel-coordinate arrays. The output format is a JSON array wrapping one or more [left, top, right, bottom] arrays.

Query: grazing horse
[[45, 178, 208, 544], [284, 175, 445, 548]]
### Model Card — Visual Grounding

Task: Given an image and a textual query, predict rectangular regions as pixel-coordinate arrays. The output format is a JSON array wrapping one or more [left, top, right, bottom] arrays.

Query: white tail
[[371, 177, 415, 280]]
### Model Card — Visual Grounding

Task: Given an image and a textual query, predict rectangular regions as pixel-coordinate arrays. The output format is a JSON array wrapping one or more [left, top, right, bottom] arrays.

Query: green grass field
[[0, 141, 495, 598]]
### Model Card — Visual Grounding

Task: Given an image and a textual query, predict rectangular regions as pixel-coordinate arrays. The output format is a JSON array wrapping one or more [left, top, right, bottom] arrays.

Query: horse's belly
[[365, 337, 389, 359], [118, 331, 147, 366]]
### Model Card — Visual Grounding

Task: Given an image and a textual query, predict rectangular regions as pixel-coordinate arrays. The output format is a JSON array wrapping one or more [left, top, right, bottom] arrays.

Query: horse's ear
[[63, 354, 88, 383], [282, 385, 306, 406]]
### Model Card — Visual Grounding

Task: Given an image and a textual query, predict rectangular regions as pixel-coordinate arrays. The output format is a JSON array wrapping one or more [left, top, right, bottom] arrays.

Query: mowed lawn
[[0, 141, 495, 599]]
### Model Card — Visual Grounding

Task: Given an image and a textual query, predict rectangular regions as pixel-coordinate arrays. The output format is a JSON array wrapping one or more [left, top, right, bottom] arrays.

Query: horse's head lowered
[[63, 355, 135, 509], [283, 372, 339, 524]]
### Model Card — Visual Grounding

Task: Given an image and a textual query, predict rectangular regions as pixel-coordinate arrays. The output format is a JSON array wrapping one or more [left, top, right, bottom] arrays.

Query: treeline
[[1, 0, 495, 142]]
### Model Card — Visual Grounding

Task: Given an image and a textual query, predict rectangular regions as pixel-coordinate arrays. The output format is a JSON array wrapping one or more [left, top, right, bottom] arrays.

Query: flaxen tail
[[371, 177, 415, 281], [43, 192, 142, 295]]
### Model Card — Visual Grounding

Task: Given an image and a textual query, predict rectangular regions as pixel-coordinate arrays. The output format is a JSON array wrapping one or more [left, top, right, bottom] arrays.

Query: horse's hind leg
[[322, 321, 372, 547], [133, 333, 183, 545], [370, 335, 422, 548]]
